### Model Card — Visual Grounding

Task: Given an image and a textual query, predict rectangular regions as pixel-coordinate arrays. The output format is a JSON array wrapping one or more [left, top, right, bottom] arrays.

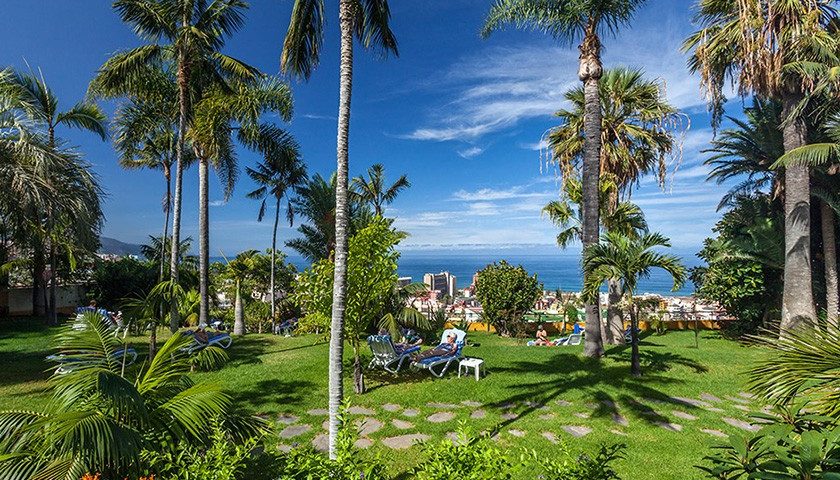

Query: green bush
[[531, 442, 626, 480], [412, 424, 513, 480], [87, 258, 158, 309]]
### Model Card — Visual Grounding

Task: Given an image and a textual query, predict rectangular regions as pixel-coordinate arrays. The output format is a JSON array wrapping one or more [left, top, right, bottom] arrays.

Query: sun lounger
[[554, 333, 582, 346], [411, 328, 466, 378], [184, 330, 233, 354], [367, 334, 421, 373]]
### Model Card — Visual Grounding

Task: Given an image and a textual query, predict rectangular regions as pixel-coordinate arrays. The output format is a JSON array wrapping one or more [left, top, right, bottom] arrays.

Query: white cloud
[[457, 146, 484, 158], [451, 186, 550, 201], [209, 200, 227, 207]]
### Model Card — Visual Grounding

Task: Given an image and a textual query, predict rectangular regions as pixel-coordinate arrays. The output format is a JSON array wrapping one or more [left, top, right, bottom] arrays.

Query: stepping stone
[[539, 413, 556, 421], [382, 403, 402, 412], [381, 433, 431, 450], [562, 425, 592, 438], [701, 428, 728, 438], [671, 397, 711, 408], [354, 438, 373, 449], [556, 400, 572, 407], [509, 429, 526, 438], [542, 431, 559, 444], [471, 409, 486, 419], [726, 396, 750, 405], [706, 407, 725, 413], [738, 392, 755, 400], [723, 417, 760, 432], [644, 397, 668, 405], [611, 413, 629, 426], [462, 400, 482, 407], [348, 406, 376, 415], [402, 409, 419, 417], [276, 443, 293, 453], [392, 419, 414, 430], [355, 417, 383, 436], [322, 420, 329, 430], [672, 411, 698, 421], [700, 393, 722, 403], [600, 400, 617, 408], [733, 405, 750, 412], [610, 429, 628, 436], [524, 401, 544, 408], [585, 402, 600, 410], [277, 414, 299, 425], [499, 402, 517, 410], [279, 424, 311, 439], [445, 431, 459, 444], [312, 434, 328, 452], [428, 402, 461, 409], [427, 411, 456, 423], [654, 421, 683, 432], [500, 412, 518, 421], [307, 408, 328, 416], [574, 412, 590, 419]]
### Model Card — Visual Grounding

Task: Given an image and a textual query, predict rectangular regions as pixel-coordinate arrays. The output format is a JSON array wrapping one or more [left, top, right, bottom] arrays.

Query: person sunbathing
[[395, 328, 423, 352], [535, 324, 551, 346], [411, 332, 457, 362], [194, 326, 210, 344]]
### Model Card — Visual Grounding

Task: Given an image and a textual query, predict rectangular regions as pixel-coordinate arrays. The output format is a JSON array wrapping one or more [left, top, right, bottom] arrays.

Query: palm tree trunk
[[327, 0, 355, 460], [606, 279, 625, 345], [271, 196, 280, 333], [233, 278, 244, 335], [198, 158, 210, 328], [48, 242, 57, 325], [821, 200, 838, 325], [160, 167, 172, 283], [149, 323, 157, 359], [628, 299, 641, 377], [170, 44, 191, 332], [353, 346, 365, 394], [32, 246, 46, 317], [779, 93, 816, 332], [579, 25, 604, 358]]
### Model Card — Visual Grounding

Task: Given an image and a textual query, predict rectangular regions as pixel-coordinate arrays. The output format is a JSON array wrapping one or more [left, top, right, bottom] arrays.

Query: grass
[[0, 317, 770, 479]]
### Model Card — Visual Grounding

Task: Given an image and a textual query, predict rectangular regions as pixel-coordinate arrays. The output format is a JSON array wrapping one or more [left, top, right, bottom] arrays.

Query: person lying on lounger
[[396, 328, 423, 350], [535, 324, 551, 346], [411, 332, 457, 361], [194, 326, 209, 344]]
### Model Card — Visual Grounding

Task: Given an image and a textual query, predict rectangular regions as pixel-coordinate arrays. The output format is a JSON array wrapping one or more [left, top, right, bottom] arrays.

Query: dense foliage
[[87, 258, 159, 309], [475, 260, 542, 337]]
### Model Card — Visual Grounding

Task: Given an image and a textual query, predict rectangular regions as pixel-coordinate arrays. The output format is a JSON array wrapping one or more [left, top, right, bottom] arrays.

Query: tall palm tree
[[684, 0, 840, 332], [1, 69, 106, 324], [547, 67, 680, 344], [351, 163, 410, 216], [582, 231, 685, 376], [281, 0, 398, 458], [189, 78, 294, 327], [287, 173, 338, 263], [704, 100, 785, 210], [92, 0, 260, 328], [483, 0, 648, 358], [246, 138, 306, 331]]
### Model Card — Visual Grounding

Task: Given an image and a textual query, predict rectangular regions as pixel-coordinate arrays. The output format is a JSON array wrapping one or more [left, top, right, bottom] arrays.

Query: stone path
[[542, 431, 558, 444], [573, 412, 590, 419], [470, 409, 486, 419], [348, 406, 376, 415], [277, 414, 299, 425], [381, 433, 431, 450], [508, 429, 526, 437], [355, 438, 373, 449], [402, 409, 419, 417], [700, 393, 722, 403], [653, 421, 683, 432], [279, 424, 311, 439], [723, 417, 760, 432], [392, 419, 414, 430], [277, 443, 293, 453], [427, 411, 456, 423], [462, 400, 482, 407], [307, 408, 328, 416], [610, 429, 628, 436], [539, 413, 556, 421], [428, 402, 461, 409], [382, 403, 401, 412], [562, 425, 592, 438], [701, 428, 728, 438], [500, 412, 518, 421], [356, 417, 383, 436], [670, 397, 711, 409], [672, 411, 698, 421], [312, 434, 328, 452], [611, 413, 629, 426], [556, 399, 572, 407]]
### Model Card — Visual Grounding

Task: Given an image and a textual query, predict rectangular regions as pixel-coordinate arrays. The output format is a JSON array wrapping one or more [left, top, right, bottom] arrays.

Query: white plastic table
[[458, 357, 484, 381]]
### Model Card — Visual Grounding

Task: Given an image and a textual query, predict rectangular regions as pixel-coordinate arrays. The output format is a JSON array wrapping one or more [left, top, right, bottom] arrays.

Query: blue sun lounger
[[183, 330, 233, 354], [367, 334, 421, 374], [46, 347, 138, 375], [411, 328, 467, 378]]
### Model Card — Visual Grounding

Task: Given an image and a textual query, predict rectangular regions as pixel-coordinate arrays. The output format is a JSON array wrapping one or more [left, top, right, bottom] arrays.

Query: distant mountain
[[98, 236, 143, 256]]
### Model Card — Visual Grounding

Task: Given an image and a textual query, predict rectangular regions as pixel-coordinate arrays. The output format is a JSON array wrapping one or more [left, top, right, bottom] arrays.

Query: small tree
[[292, 218, 404, 393], [475, 261, 542, 337], [583, 232, 685, 377], [223, 250, 259, 336]]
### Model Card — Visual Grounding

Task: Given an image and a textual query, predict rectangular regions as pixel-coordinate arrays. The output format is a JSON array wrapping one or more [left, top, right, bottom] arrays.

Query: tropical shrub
[[532, 442, 625, 480], [411, 424, 512, 480], [475, 260, 542, 337], [0, 313, 263, 480], [87, 257, 158, 309]]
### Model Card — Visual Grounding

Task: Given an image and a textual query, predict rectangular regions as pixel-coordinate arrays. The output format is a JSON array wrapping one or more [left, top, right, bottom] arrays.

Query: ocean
[[217, 246, 701, 296]]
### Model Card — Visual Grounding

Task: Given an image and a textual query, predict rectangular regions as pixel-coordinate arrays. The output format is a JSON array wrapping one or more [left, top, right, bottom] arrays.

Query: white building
[[423, 271, 457, 298]]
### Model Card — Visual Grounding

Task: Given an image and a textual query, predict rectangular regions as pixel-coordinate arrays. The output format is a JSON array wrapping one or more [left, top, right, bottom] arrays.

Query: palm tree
[[483, 1, 648, 358], [1, 69, 106, 323], [704, 100, 785, 210], [287, 173, 338, 262], [583, 231, 685, 376], [223, 250, 258, 335], [92, 0, 260, 328], [281, 0, 398, 457], [189, 77, 294, 327], [351, 163, 410, 216], [684, 0, 839, 332], [0, 312, 258, 479], [546, 67, 680, 344], [246, 135, 306, 331]]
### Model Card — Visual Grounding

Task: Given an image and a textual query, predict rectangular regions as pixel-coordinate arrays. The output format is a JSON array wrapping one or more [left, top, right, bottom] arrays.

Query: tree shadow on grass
[[0, 349, 52, 388], [225, 336, 279, 367], [230, 378, 315, 414]]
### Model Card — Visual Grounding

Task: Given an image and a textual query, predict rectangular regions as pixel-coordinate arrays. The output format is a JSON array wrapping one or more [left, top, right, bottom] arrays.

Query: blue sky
[[0, 0, 743, 256]]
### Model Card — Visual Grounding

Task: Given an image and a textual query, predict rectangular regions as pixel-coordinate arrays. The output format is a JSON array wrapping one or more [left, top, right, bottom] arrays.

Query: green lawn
[[0, 317, 770, 479]]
